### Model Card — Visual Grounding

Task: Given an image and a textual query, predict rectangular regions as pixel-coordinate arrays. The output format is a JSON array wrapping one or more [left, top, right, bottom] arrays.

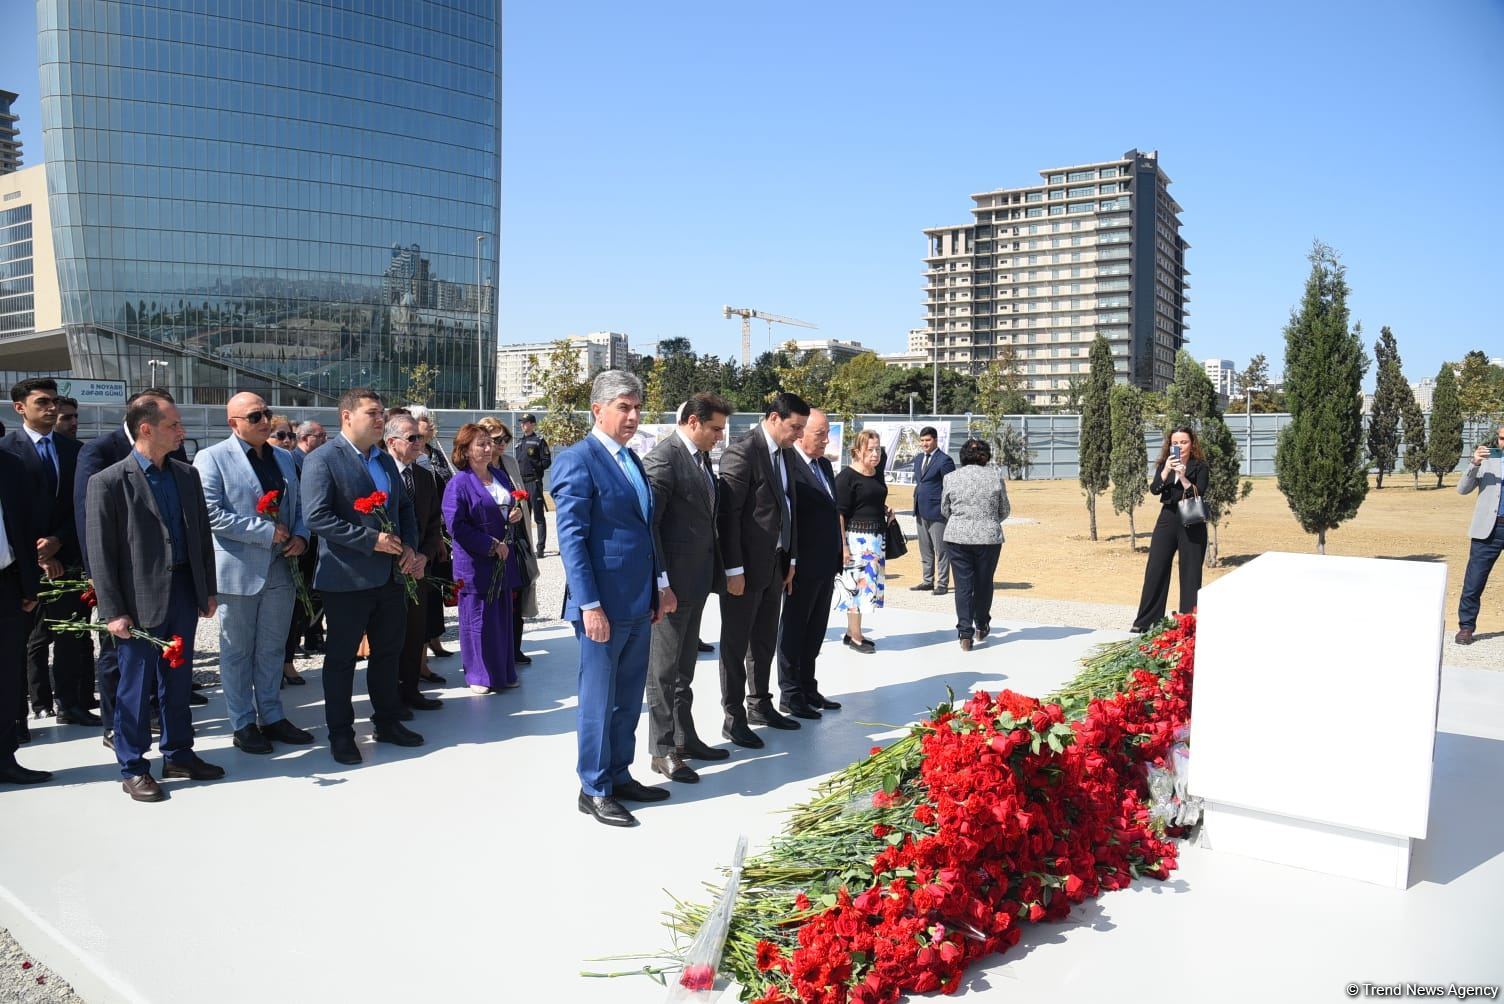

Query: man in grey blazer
[[643, 393, 732, 783], [195, 392, 314, 755], [300, 388, 424, 765], [1456, 428, 1504, 645], [87, 397, 222, 802]]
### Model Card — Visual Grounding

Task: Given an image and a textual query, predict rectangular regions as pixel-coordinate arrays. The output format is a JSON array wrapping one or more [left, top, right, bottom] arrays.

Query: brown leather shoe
[[650, 752, 699, 783], [959, 637, 973, 651], [122, 773, 165, 802], [1455, 628, 1475, 646]]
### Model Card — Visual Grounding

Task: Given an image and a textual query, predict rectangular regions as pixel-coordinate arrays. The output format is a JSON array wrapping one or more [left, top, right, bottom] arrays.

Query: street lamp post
[[931, 341, 939, 415], [908, 392, 917, 422], [475, 234, 487, 411], [1244, 384, 1265, 476], [146, 358, 169, 392]]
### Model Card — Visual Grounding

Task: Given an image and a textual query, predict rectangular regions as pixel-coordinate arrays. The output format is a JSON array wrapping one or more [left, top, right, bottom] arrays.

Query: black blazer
[[717, 427, 798, 592], [1150, 458, 1209, 506], [0, 450, 41, 601], [789, 452, 842, 582], [73, 426, 188, 574], [643, 431, 723, 607], [406, 462, 446, 565], [0, 427, 82, 566]]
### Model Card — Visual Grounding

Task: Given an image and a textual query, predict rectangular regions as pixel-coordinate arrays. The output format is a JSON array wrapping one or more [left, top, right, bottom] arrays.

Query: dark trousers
[[96, 635, 120, 736], [426, 556, 451, 640], [1133, 507, 1208, 631], [285, 543, 323, 663], [525, 480, 547, 550], [114, 568, 198, 779], [718, 559, 786, 723], [320, 580, 407, 742], [0, 566, 27, 762], [26, 592, 95, 714], [645, 595, 708, 756], [398, 583, 432, 700], [948, 542, 1000, 639], [1459, 518, 1504, 630], [513, 589, 526, 655], [777, 572, 835, 707]]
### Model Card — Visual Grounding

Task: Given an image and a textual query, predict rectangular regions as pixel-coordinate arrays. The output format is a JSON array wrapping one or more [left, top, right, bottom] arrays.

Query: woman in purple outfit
[[441, 423, 523, 693]]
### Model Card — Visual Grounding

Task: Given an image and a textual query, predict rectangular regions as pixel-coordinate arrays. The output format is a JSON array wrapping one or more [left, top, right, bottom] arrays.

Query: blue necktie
[[37, 436, 58, 496], [616, 445, 649, 520]]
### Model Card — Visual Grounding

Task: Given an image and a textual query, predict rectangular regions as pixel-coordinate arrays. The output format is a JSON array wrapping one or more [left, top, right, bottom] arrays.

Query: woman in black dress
[[1131, 425, 1210, 633], [834, 430, 893, 652]]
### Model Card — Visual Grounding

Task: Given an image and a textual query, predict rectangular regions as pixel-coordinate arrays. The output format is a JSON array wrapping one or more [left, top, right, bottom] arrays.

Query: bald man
[[193, 393, 315, 754]]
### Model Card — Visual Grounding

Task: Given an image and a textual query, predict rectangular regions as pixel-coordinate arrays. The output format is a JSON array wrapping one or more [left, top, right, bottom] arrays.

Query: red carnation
[[80, 587, 97, 609], [751, 986, 791, 1004], [162, 635, 187, 669], [511, 488, 530, 503], [679, 963, 715, 991], [353, 490, 387, 515], [255, 489, 281, 517]]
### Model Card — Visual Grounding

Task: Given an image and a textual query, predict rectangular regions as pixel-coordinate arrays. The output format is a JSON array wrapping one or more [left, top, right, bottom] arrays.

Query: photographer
[[1130, 426, 1209, 634], [1455, 428, 1504, 646]]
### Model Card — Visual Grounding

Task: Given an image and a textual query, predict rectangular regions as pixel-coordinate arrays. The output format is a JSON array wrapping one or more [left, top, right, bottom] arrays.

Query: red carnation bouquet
[[423, 575, 464, 607], [256, 490, 316, 619], [483, 488, 529, 605], [354, 490, 420, 603], [49, 617, 188, 668], [37, 570, 95, 607]]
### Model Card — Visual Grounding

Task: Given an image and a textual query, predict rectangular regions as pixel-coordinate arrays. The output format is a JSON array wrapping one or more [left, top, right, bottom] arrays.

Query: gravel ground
[[0, 931, 84, 1004]]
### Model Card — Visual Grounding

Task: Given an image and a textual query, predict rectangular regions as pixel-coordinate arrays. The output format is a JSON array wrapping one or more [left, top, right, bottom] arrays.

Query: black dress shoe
[[808, 692, 842, 711], [614, 778, 671, 802], [188, 690, 209, 706], [57, 706, 102, 726], [373, 721, 425, 747], [697, 640, 714, 653], [842, 635, 876, 654], [514, 652, 533, 666], [122, 773, 165, 802], [933, 586, 948, 596], [233, 724, 273, 755], [282, 673, 307, 686], [578, 791, 636, 827], [396, 706, 415, 721], [163, 755, 226, 781], [260, 719, 315, 745], [780, 701, 822, 721], [330, 736, 362, 765], [748, 703, 800, 730], [650, 752, 699, 783], [909, 582, 933, 591], [420, 670, 447, 686], [102, 731, 115, 751], [402, 693, 443, 711], [427, 640, 453, 658], [722, 722, 764, 749], [0, 761, 52, 785], [302, 635, 325, 654], [679, 738, 731, 761]]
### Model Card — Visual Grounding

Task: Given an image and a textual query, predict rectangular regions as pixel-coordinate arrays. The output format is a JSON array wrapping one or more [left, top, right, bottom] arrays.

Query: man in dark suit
[[717, 392, 809, 746], [4, 378, 95, 735], [0, 448, 47, 786], [385, 413, 445, 713], [643, 392, 732, 784], [74, 388, 193, 749], [553, 371, 668, 827], [87, 396, 223, 802], [301, 388, 425, 766], [778, 407, 844, 720], [910, 426, 956, 596]]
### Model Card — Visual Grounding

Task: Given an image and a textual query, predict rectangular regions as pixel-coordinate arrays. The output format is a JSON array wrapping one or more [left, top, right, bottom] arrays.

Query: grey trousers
[[916, 516, 950, 588], [644, 596, 708, 756]]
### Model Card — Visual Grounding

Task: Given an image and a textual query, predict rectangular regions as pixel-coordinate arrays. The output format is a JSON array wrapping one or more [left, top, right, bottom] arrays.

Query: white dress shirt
[[726, 424, 795, 578]]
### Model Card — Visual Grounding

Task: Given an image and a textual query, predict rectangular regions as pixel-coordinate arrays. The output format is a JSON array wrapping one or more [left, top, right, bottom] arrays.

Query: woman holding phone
[[1131, 426, 1210, 633]]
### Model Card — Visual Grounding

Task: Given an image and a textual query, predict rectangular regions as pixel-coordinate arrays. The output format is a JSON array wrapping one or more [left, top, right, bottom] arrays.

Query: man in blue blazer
[[300, 388, 424, 766], [910, 426, 956, 595], [194, 393, 315, 756], [553, 370, 669, 827]]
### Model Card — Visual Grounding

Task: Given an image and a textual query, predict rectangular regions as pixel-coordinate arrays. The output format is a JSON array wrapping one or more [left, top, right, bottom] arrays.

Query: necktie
[[774, 449, 792, 551], [402, 465, 416, 502], [921, 451, 931, 479], [813, 458, 833, 498], [37, 436, 58, 497], [617, 445, 650, 520], [700, 451, 716, 508]]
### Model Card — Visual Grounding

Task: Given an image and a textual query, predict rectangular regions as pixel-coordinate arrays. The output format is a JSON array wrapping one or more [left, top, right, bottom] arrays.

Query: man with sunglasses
[[1456, 426, 1504, 646], [193, 393, 314, 754]]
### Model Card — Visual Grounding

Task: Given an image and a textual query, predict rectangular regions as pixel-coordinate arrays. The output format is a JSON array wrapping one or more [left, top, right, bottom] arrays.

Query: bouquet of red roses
[[484, 488, 530, 605], [48, 617, 187, 668], [255, 490, 316, 619], [354, 490, 420, 604]]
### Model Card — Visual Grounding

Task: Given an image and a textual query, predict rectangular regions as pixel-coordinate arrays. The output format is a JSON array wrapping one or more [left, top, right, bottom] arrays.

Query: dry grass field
[[884, 474, 1499, 635]]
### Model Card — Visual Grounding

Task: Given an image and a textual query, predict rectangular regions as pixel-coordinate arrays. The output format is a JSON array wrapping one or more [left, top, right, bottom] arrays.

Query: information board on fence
[[56, 379, 127, 404], [861, 421, 951, 483]]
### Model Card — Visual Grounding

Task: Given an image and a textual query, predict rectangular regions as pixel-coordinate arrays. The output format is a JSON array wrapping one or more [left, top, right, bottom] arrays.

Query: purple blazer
[[441, 465, 521, 597]]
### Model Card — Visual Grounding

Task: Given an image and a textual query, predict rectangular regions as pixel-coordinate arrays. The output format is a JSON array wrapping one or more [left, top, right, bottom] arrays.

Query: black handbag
[[1177, 486, 1208, 527], [883, 518, 908, 559]]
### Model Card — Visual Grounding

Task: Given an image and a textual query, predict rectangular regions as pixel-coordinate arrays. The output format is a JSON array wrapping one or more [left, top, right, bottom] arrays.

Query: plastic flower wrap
[[666, 835, 747, 1002]]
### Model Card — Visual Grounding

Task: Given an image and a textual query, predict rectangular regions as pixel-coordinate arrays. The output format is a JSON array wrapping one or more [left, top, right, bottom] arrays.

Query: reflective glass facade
[[37, 0, 501, 407]]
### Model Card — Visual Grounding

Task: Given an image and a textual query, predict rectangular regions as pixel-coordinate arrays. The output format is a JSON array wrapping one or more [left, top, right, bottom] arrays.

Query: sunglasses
[[270, 431, 294, 440], [393, 434, 423, 443], [234, 409, 271, 424]]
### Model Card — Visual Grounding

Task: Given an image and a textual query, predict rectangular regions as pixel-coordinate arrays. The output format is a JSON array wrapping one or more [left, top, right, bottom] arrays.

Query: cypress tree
[[1274, 242, 1370, 554], [1108, 383, 1147, 550], [1367, 326, 1405, 488], [1427, 363, 1463, 488], [1078, 335, 1115, 541], [1401, 388, 1427, 489]]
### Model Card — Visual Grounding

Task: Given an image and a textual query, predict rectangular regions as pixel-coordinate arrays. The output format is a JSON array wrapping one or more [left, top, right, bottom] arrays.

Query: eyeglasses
[[494, 437, 511, 447], [233, 410, 270, 424], [393, 434, 423, 443], [270, 431, 294, 440]]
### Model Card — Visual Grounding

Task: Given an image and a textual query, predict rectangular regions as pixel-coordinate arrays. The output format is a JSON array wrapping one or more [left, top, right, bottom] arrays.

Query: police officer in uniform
[[514, 413, 552, 556]]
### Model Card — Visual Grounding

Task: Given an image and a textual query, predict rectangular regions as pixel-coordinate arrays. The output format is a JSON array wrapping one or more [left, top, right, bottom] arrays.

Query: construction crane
[[722, 305, 817, 366]]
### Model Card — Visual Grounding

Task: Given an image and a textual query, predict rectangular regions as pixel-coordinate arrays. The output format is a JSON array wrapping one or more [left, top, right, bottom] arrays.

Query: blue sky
[[5, 0, 1502, 384]]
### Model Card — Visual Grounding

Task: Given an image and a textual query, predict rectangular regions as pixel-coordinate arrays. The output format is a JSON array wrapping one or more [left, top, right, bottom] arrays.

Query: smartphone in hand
[[1170, 444, 1181, 460], [1490, 446, 1504, 460]]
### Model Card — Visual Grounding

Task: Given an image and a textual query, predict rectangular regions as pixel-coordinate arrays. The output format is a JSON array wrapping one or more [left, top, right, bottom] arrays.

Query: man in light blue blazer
[[194, 393, 315, 755], [1457, 428, 1504, 645], [553, 370, 669, 827], [301, 388, 424, 766]]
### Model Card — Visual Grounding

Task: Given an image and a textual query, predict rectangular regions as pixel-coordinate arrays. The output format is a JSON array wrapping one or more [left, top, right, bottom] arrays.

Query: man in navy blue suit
[[910, 426, 956, 596], [552, 370, 669, 827]]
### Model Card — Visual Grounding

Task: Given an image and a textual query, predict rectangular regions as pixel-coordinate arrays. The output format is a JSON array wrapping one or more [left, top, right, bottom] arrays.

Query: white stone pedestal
[[1188, 552, 1447, 888]]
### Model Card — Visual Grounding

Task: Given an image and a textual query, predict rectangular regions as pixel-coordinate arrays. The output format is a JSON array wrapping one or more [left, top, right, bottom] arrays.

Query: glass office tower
[[36, 0, 501, 407]]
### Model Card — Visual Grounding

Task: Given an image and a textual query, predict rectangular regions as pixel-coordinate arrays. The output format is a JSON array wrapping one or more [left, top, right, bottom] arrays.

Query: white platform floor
[[2, 604, 1502, 1003]]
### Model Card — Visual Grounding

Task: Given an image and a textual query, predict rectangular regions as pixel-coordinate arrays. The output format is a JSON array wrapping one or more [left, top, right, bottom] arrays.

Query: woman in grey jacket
[[940, 438, 1011, 650]]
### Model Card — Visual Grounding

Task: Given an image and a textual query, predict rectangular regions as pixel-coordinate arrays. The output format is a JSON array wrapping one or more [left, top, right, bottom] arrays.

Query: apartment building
[[495, 331, 630, 407], [922, 149, 1189, 407]]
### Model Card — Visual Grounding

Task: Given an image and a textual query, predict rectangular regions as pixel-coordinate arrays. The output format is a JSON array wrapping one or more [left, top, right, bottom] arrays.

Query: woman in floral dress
[[834, 429, 893, 653]]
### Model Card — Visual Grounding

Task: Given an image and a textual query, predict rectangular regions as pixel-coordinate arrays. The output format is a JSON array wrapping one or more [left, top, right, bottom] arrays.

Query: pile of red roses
[[695, 613, 1196, 1004]]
